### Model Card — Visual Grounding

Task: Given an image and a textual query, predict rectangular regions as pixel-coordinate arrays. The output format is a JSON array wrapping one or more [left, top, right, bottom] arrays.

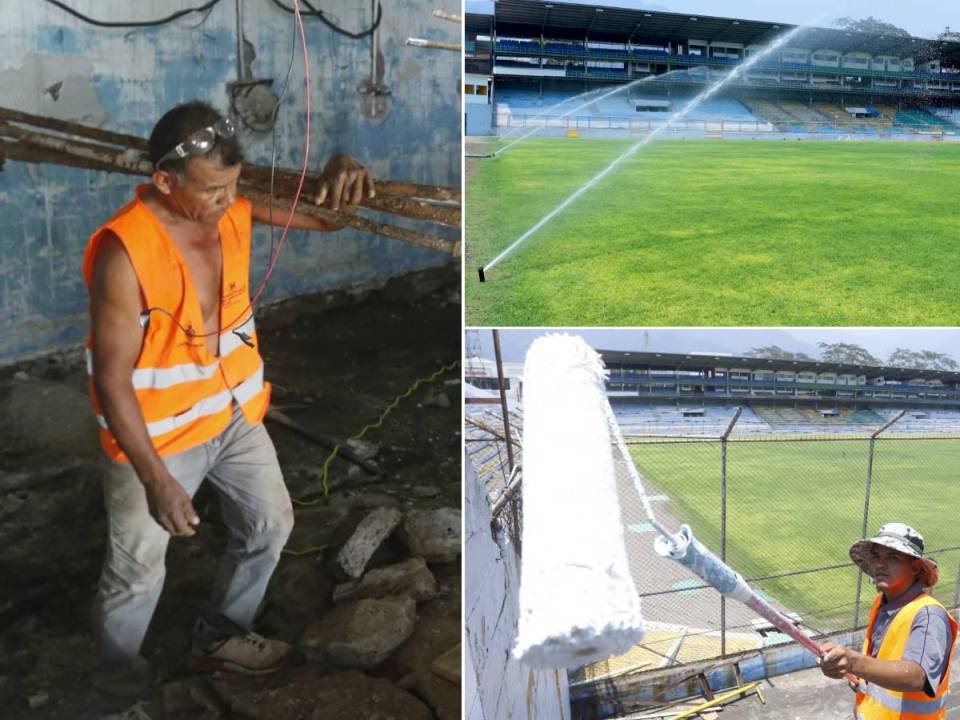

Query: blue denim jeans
[[94, 406, 294, 662]]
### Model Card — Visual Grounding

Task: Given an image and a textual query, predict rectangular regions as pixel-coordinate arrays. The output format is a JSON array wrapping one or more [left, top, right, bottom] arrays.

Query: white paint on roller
[[514, 334, 645, 669]]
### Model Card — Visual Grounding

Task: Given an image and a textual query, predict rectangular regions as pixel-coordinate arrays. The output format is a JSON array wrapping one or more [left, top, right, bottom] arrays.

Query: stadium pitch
[[629, 438, 960, 631], [466, 138, 960, 326]]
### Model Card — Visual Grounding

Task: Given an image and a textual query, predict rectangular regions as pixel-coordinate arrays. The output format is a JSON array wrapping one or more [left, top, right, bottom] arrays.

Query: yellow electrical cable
[[280, 544, 328, 557], [280, 359, 459, 557], [292, 358, 460, 506]]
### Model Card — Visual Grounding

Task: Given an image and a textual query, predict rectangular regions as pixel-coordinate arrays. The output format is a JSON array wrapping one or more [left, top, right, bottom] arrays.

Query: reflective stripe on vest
[[862, 685, 947, 715], [84, 316, 256, 391], [94, 362, 265, 438], [854, 592, 958, 720]]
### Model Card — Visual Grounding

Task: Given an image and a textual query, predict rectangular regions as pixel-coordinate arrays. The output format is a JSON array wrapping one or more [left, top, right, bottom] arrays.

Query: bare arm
[[250, 201, 341, 232], [90, 232, 199, 536], [819, 642, 926, 693]]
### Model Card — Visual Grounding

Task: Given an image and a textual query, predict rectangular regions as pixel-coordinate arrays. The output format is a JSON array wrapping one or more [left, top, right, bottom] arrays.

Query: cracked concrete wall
[[0, 0, 460, 362], [465, 463, 571, 720]]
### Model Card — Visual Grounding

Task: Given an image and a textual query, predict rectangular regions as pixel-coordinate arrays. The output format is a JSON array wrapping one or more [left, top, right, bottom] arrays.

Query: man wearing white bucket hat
[[818, 523, 958, 719]]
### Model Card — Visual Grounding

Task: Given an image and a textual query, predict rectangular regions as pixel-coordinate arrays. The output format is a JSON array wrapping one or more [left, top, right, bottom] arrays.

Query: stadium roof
[[597, 350, 960, 383], [466, 10, 494, 36], [489, 0, 960, 63]]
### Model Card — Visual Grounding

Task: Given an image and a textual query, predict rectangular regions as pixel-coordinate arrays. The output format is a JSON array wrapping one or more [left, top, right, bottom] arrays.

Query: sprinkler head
[[478, 267, 486, 283]]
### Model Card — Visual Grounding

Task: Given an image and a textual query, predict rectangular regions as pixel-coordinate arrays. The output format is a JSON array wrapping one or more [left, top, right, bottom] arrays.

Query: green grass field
[[466, 139, 960, 325], [629, 438, 960, 630]]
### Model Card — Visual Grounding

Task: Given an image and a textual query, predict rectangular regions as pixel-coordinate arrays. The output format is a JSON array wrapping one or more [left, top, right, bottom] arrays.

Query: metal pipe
[[235, 0, 246, 81], [432, 9, 461, 22], [239, 186, 460, 255], [719, 406, 741, 656], [492, 329, 516, 472], [406, 38, 460, 51], [854, 438, 875, 628]]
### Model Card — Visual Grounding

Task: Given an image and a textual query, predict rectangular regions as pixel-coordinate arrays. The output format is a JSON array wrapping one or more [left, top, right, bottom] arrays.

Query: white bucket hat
[[849, 522, 939, 588]]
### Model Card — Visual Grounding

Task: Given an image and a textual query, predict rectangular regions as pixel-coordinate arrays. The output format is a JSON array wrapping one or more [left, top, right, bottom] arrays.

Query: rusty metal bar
[[0, 105, 149, 149], [0, 121, 460, 256], [241, 163, 460, 202], [239, 186, 459, 256], [0, 106, 461, 203], [465, 415, 521, 447]]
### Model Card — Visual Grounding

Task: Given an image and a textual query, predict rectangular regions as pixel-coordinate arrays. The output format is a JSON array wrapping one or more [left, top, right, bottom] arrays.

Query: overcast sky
[[470, 329, 960, 365], [468, 0, 958, 40]]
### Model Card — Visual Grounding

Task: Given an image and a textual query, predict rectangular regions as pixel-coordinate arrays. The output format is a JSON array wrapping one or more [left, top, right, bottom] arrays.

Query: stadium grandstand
[[464, 0, 960, 137], [464, 350, 960, 435]]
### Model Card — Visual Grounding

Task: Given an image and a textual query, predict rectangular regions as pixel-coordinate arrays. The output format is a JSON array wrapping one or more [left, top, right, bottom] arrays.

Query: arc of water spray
[[495, 70, 685, 157], [477, 22, 812, 281]]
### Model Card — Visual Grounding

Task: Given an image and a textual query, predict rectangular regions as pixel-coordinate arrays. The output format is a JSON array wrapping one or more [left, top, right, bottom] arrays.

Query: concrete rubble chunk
[[399, 507, 461, 564], [213, 668, 433, 720], [414, 671, 461, 720], [335, 506, 403, 579], [332, 557, 437, 604], [421, 390, 451, 408], [161, 678, 203, 713], [300, 596, 417, 669], [344, 437, 379, 460], [26, 691, 49, 709]]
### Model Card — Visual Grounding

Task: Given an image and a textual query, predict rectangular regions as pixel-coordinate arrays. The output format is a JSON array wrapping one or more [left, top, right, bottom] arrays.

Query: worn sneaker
[[191, 631, 292, 674]]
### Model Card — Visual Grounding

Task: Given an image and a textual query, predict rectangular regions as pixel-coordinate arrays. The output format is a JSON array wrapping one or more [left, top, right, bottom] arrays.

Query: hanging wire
[[42, 0, 224, 28], [269, 0, 382, 39]]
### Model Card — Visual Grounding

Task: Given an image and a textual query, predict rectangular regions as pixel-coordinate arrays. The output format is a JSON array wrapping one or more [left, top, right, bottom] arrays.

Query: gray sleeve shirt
[[868, 583, 952, 697]]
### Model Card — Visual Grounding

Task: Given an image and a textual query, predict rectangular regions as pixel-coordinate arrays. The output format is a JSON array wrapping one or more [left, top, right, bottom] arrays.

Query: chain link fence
[[595, 424, 960, 677], [468, 394, 960, 679]]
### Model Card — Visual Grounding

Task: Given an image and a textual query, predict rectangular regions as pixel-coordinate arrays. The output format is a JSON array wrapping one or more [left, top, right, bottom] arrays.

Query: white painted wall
[[465, 462, 571, 720]]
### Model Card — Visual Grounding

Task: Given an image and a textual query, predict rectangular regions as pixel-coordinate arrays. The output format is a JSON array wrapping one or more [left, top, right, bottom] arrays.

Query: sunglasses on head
[[156, 116, 236, 168]]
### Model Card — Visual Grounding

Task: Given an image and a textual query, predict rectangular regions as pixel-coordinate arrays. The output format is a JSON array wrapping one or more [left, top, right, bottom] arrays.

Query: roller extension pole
[[654, 524, 857, 683]]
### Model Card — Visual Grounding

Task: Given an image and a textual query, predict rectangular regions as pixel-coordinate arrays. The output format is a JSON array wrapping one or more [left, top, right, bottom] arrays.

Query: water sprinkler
[[478, 266, 485, 282]]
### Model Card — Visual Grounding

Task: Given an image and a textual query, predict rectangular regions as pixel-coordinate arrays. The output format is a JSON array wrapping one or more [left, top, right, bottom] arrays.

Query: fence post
[[853, 410, 906, 627], [491, 330, 515, 473], [954, 559, 960, 610], [719, 407, 742, 656]]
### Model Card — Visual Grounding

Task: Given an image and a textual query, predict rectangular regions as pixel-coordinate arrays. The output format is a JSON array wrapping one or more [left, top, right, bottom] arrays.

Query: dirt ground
[[0, 265, 462, 719]]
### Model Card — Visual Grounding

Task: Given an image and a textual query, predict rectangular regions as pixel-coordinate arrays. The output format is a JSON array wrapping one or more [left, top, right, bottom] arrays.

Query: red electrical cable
[[247, 0, 311, 312], [144, 0, 312, 345]]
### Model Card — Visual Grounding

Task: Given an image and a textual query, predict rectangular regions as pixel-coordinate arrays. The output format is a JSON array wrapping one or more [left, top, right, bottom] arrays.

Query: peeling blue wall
[[0, 0, 461, 362]]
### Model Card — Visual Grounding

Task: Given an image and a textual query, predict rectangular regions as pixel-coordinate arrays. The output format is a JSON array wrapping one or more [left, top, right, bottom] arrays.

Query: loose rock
[[399, 507, 461, 563], [300, 596, 417, 669], [26, 691, 49, 709], [332, 557, 437, 604], [214, 667, 432, 720], [335, 506, 403, 579]]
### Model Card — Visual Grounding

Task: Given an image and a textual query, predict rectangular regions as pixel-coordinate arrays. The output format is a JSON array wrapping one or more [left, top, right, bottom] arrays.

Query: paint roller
[[513, 334, 853, 681], [513, 334, 646, 669]]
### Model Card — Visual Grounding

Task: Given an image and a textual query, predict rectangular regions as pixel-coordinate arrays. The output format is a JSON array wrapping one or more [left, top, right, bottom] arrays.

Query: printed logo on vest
[[223, 280, 247, 306]]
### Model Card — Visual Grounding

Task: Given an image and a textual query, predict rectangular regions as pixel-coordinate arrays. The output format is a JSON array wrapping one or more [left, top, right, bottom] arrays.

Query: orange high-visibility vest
[[82, 185, 270, 460], [855, 592, 958, 720]]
